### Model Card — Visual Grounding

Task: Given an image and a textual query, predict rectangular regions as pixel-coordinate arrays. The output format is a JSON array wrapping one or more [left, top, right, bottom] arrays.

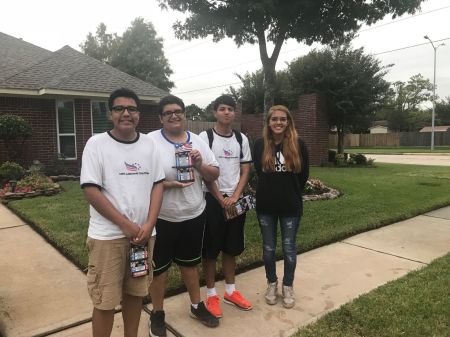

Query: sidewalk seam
[[0, 224, 26, 230], [340, 241, 429, 265], [422, 214, 450, 222]]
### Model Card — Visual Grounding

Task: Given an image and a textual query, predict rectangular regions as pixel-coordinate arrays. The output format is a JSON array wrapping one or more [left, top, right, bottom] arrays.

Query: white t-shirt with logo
[[80, 132, 165, 240], [199, 129, 252, 195], [147, 129, 219, 222]]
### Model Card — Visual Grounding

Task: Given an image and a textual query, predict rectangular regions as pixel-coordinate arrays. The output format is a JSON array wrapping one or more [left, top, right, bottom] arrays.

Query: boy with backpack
[[199, 95, 253, 318]]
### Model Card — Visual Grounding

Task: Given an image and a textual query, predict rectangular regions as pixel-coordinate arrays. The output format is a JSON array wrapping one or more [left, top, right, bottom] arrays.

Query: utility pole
[[423, 35, 445, 151]]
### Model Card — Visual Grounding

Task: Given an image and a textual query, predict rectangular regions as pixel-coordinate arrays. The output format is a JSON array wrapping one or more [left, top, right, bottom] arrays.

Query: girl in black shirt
[[253, 105, 309, 309]]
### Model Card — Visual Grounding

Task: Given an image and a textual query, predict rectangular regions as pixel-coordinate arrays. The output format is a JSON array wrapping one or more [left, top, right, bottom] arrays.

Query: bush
[[328, 150, 337, 163], [335, 153, 348, 166], [0, 115, 32, 140], [349, 153, 368, 165], [0, 161, 25, 181]]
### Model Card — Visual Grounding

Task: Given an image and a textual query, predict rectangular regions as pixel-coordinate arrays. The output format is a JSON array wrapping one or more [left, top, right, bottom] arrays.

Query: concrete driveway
[[367, 153, 450, 166]]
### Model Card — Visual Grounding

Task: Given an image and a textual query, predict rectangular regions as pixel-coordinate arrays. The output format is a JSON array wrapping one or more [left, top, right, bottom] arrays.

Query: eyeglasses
[[112, 105, 139, 114], [161, 109, 184, 118], [270, 117, 288, 123]]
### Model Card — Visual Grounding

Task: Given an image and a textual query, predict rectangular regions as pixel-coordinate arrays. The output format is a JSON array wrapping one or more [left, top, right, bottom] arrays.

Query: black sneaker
[[190, 301, 220, 328], [149, 310, 166, 337]]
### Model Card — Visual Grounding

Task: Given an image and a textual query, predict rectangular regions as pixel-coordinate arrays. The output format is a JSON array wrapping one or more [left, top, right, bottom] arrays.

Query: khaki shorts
[[86, 236, 155, 310]]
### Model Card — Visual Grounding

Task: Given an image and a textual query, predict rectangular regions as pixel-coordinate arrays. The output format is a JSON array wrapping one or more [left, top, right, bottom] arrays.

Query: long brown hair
[[262, 105, 302, 173]]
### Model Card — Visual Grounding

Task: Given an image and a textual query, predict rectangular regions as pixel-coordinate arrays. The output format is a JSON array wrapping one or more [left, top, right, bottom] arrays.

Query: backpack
[[206, 128, 243, 159]]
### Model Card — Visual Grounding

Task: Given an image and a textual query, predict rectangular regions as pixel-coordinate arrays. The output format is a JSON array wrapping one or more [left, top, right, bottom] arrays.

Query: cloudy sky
[[1, 0, 449, 108]]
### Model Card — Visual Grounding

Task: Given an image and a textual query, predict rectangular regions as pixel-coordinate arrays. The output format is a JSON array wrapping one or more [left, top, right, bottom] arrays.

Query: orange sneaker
[[205, 295, 222, 318], [223, 290, 253, 310]]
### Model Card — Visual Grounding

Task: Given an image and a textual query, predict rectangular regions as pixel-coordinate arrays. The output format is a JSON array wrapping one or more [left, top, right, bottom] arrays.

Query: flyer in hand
[[174, 142, 195, 183], [129, 243, 149, 278], [224, 195, 256, 220]]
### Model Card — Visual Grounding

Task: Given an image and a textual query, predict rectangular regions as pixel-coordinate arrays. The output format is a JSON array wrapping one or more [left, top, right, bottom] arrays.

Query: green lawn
[[344, 146, 450, 154], [293, 252, 450, 337], [8, 163, 450, 292]]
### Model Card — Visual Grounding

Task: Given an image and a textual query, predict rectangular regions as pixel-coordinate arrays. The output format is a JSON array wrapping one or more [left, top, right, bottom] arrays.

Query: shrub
[[0, 161, 25, 181], [328, 150, 337, 163], [0, 115, 32, 161], [304, 178, 329, 195], [349, 153, 368, 165], [335, 153, 348, 166]]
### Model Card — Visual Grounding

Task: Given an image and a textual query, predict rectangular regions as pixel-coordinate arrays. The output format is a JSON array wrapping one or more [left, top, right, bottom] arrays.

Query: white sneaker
[[265, 281, 278, 305], [282, 285, 295, 309]]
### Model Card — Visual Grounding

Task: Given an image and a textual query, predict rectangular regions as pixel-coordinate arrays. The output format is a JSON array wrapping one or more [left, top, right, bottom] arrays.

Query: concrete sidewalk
[[0, 205, 449, 337]]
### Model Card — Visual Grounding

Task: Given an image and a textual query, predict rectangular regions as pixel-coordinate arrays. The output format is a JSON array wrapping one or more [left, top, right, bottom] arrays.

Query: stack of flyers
[[129, 243, 149, 278], [174, 142, 195, 182], [224, 195, 256, 220]]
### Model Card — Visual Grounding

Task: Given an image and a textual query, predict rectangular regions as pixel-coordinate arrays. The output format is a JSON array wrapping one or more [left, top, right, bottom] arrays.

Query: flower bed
[[0, 174, 61, 201], [303, 178, 340, 201]]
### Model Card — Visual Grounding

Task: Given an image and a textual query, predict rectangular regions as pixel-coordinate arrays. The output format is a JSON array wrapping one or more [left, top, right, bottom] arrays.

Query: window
[[91, 101, 112, 134], [56, 100, 76, 159]]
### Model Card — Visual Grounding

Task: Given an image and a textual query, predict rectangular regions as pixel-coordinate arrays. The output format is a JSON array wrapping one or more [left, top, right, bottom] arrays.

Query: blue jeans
[[257, 213, 301, 286]]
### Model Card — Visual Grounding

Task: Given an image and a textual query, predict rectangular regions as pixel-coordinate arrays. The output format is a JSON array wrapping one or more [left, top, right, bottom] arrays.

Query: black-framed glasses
[[112, 105, 139, 114], [161, 109, 185, 118]]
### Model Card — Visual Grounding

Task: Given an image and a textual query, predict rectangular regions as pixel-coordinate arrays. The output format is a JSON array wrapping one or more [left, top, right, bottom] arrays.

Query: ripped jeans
[[257, 213, 301, 286]]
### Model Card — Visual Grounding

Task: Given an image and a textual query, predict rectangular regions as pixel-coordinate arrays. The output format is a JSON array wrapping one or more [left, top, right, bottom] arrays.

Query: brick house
[[0, 32, 167, 173]]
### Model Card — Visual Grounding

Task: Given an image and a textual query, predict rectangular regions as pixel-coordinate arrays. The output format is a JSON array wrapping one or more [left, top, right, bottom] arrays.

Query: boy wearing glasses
[[199, 95, 253, 318], [80, 88, 165, 337], [147, 95, 220, 336]]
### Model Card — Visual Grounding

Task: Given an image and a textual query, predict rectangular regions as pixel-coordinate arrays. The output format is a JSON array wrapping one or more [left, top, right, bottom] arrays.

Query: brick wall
[[0, 96, 161, 174], [0, 96, 57, 168], [239, 94, 328, 165]]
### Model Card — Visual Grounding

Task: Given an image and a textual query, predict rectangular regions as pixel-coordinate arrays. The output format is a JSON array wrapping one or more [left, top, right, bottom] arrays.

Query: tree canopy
[[158, 0, 424, 113], [436, 97, 450, 125], [80, 18, 174, 91], [288, 45, 391, 153], [383, 74, 433, 131]]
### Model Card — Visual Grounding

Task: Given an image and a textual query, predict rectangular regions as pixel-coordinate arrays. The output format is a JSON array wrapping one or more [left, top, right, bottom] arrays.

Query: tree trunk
[[263, 63, 276, 119], [337, 131, 345, 154]]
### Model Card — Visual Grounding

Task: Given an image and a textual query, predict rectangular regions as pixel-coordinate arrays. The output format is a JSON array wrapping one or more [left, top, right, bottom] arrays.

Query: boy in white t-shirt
[[199, 95, 253, 318], [80, 88, 164, 337]]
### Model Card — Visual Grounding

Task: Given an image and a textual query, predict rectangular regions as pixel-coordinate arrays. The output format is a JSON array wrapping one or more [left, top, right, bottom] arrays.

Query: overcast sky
[[1, 0, 449, 108]]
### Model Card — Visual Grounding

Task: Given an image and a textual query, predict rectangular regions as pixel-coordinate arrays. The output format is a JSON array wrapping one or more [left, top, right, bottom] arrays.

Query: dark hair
[[158, 95, 185, 114], [108, 88, 140, 111], [213, 95, 236, 111]]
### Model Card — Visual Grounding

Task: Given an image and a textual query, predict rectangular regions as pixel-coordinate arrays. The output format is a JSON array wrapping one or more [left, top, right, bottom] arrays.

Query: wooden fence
[[329, 131, 450, 148], [185, 121, 215, 134]]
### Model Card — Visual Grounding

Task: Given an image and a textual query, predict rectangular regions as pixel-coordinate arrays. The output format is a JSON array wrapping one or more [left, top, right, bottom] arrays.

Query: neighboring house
[[368, 125, 389, 134], [419, 126, 450, 133], [0, 32, 167, 173], [368, 120, 389, 134]]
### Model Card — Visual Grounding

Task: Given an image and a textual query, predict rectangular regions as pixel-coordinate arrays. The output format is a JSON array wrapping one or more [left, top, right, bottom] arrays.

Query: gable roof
[[419, 126, 450, 133], [0, 32, 167, 102]]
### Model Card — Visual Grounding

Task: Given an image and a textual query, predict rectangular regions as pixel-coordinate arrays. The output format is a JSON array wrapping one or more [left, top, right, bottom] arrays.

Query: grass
[[7, 163, 450, 291], [293, 252, 450, 337], [344, 146, 450, 154]]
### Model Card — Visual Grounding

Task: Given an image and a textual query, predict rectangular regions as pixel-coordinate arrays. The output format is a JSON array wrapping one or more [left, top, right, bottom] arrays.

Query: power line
[[173, 38, 450, 95], [170, 4, 450, 82]]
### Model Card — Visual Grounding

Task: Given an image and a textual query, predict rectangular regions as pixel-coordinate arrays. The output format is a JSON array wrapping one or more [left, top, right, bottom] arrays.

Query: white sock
[[207, 287, 217, 297], [225, 283, 235, 296], [191, 303, 198, 309]]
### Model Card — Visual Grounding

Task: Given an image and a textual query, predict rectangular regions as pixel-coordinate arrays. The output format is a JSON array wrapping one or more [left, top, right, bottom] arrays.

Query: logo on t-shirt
[[275, 151, 287, 172], [119, 161, 149, 175], [220, 148, 238, 159]]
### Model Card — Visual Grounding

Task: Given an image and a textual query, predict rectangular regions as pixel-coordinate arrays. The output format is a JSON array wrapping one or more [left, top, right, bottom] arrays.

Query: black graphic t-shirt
[[253, 138, 309, 216]]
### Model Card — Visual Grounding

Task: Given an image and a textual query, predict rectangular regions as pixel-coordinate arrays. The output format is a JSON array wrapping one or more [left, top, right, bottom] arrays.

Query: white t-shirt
[[199, 129, 252, 195], [80, 132, 165, 240], [147, 129, 219, 222]]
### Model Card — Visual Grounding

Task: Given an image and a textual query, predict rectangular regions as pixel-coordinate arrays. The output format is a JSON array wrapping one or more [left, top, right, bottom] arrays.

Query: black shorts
[[153, 212, 206, 276], [202, 192, 246, 259]]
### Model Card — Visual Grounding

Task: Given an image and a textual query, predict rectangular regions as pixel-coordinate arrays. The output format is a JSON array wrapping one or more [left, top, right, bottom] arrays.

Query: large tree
[[289, 45, 391, 154], [80, 18, 174, 91], [435, 97, 450, 126], [158, 0, 423, 113], [385, 74, 433, 131]]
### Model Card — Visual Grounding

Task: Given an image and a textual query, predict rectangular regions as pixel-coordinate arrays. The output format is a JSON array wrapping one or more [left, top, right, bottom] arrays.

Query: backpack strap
[[233, 129, 244, 159], [206, 128, 214, 149]]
